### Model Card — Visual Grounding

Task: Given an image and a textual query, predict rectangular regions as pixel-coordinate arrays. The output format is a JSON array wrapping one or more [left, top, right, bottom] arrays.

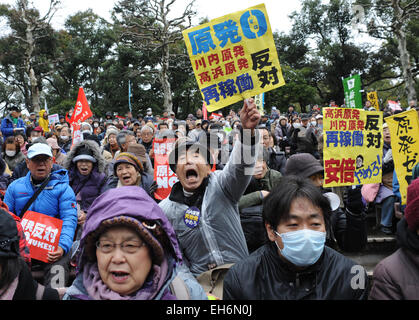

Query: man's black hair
[[262, 175, 331, 230]]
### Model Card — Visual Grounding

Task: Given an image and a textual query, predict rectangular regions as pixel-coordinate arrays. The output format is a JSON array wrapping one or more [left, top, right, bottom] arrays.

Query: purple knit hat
[[79, 186, 182, 268]]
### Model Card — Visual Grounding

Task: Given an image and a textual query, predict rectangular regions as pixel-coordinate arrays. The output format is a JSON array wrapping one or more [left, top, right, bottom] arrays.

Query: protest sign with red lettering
[[71, 122, 83, 149], [21, 211, 63, 263], [153, 138, 178, 200], [210, 112, 223, 121], [322, 107, 383, 187]]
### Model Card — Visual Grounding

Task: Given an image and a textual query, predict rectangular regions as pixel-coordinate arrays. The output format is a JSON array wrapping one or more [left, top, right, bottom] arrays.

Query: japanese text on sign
[[21, 211, 63, 263], [153, 138, 179, 200], [183, 3, 285, 112], [323, 107, 383, 187], [385, 110, 419, 205]]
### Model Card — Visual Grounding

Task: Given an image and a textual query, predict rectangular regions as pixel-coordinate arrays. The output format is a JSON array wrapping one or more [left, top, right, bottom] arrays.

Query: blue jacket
[[4, 169, 78, 254], [1, 115, 26, 138]]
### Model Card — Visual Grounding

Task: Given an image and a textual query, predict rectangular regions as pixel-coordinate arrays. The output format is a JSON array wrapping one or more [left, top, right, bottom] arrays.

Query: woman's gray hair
[[116, 130, 135, 148]]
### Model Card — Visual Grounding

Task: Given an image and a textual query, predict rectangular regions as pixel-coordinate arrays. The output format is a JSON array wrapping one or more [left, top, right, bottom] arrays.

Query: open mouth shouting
[[185, 168, 198, 182], [111, 270, 130, 283]]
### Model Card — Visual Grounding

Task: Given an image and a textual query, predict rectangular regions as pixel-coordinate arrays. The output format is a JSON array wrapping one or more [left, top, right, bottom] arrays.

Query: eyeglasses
[[96, 240, 146, 254], [30, 157, 52, 164]]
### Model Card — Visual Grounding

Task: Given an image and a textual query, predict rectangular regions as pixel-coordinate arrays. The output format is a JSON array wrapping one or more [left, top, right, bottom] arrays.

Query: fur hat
[[405, 178, 419, 231]]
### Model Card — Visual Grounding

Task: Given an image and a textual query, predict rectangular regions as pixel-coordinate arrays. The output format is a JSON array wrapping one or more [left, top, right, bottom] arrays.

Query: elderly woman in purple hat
[[63, 186, 206, 300]]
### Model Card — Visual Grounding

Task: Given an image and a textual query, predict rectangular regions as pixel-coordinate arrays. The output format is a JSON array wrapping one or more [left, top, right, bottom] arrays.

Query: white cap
[[27, 143, 53, 159], [315, 115, 323, 119]]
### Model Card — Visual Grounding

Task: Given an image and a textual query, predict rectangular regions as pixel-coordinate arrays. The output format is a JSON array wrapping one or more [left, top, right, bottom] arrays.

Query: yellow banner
[[182, 3, 285, 112], [385, 109, 419, 205], [367, 91, 379, 111], [323, 107, 383, 187]]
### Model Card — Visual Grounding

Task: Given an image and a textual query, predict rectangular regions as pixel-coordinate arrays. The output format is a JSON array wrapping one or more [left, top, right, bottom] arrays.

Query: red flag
[[69, 87, 92, 125], [202, 102, 208, 120]]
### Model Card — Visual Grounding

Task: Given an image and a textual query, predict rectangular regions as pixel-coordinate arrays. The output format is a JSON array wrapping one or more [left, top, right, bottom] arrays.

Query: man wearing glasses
[[4, 143, 78, 287]]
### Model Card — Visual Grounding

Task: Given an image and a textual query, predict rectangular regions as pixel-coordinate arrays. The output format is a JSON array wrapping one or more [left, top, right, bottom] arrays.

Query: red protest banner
[[69, 87, 92, 125], [153, 137, 178, 200], [21, 211, 63, 263], [202, 102, 208, 120], [210, 112, 223, 121], [71, 122, 83, 150]]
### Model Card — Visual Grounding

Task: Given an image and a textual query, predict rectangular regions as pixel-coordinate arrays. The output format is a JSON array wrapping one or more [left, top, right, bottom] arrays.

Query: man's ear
[[265, 222, 276, 242]]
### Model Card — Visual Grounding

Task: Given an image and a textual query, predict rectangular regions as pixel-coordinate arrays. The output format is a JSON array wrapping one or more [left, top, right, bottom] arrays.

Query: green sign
[[342, 74, 362, 109]]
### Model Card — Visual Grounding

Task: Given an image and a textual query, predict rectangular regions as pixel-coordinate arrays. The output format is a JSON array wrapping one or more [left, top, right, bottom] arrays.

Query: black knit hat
[[0, 209, 20, 259], [285, 153, 324, 178]]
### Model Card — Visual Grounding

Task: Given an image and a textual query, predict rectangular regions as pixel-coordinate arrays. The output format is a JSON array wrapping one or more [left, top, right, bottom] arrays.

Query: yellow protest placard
[[367, 91, 379, 111], [182, 3, 285, 112], [323, 107, 383, 187], [385, 109, 419, 205]]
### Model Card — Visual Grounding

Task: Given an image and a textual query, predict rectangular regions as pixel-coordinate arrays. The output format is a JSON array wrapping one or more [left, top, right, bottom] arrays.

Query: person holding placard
[[4, 143, 77, 287], [159, 98, 260, 299], [0, 209, 61, 300]]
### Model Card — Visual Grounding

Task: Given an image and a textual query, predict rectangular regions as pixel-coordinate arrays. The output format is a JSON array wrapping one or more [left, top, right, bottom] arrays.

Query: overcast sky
[[2, 0, 302, 34]]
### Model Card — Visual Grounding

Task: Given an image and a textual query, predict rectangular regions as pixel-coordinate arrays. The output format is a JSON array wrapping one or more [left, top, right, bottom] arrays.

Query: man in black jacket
[[223, 176, 368, 300]]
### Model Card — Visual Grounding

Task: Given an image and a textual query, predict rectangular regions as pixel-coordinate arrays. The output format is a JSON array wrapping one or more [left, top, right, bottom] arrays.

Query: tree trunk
[[21, 0, 41, 112], [29, 67, 40, 112], [160, 42, 173, 113], [391, 0, 417, 102]]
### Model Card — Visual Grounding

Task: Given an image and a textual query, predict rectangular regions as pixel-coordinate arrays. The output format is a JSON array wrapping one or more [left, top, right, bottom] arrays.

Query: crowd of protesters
[[0, 97, 418, 300]]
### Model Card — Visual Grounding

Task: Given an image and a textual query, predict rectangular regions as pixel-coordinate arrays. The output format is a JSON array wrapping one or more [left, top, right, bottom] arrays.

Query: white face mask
[[60, 135, 69, 141], [6, 150, 16, 157], [93, 123, 99, 128], [293, 123, 301, 129], [311, 121, 317, 127]]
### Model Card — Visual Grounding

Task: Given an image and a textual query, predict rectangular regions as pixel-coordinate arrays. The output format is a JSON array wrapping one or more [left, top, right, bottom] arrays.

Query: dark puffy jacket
[[266, 147, 287, 175], [63, 140, 107, 211], [369, 218, 419, 300], [329, 206, 368, 253], [223, 243, 368, 300], [10, 258, 59, 300], [68, 167, 107, 212], [59, 138, 72, 153]]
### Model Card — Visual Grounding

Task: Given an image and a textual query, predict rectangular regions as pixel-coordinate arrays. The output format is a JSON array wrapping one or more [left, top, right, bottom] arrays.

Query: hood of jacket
[[63, 140, 106, 173], [78, 186, 183, 268]]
